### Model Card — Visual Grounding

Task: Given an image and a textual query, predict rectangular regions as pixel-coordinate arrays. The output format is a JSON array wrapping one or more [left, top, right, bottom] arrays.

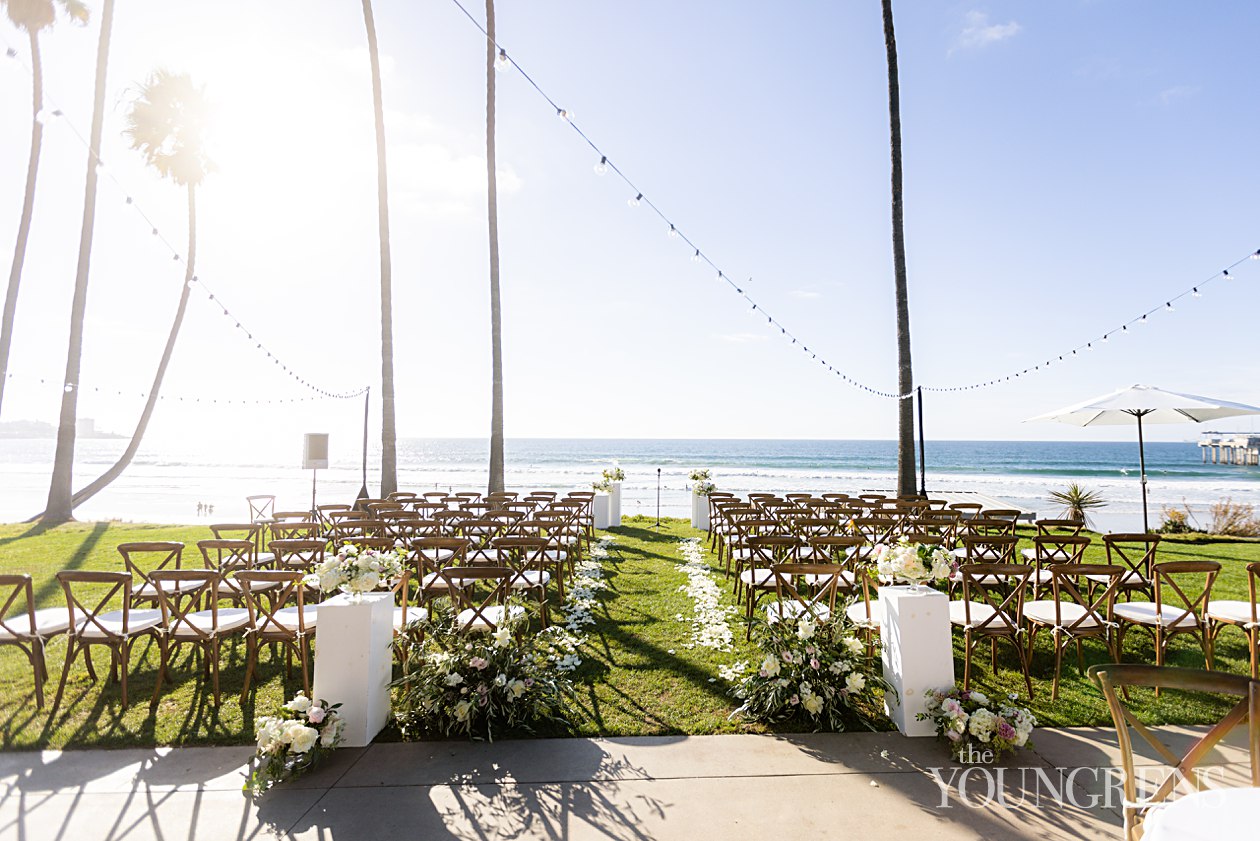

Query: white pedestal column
[[690, 494, 709, 530], [879, 585, 955, 737], [312, 592, 394, 747], [609, 482, 622, 527], [593, 493, 611, 530]]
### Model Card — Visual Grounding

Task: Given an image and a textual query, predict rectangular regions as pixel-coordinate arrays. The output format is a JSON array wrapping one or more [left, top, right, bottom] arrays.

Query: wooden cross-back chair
[[271, 510, 311, 523], [198, 538, 272, 608], [268, 539, 326, 575], [1024, 564, 1122, 700], [149, 569, 249, 706], [766, 562, 844, 626], [53, 571, 162, 710], [269, 520, 320, 541], [1035, 518, 1085, 537], [491, 536, 555, 624], [409, 537, 472, 608], [1209, 562, 1260, 679], [740, 535, 801, 638], [314, 504, 351, 535], [807, 535, 868, 595], [459, 518, 506, 564], [950, 563, 1034, 696], [948, 501, 983, 519], [237, 570, 317, 702], [1102, 533, 1161, 601], [727, 516, 780, 587], [442, 566, 525, 634], [1115, 560, 1220, 673], [1088, 664, 1260, 841], [434, 508, 475, 536], [850, 517, 897, 548], [117, 542, 187, 610], [0, 574, 70, 708], [1022, 534, 1091, 598]]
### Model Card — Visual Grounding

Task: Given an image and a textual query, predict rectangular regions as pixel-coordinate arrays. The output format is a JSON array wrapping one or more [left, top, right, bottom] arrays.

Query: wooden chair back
[[268, 539, 326, 573]]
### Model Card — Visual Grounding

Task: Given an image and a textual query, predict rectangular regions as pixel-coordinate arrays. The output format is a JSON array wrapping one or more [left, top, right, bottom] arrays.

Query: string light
[[627, 193, 642, 208], [593, 156, 607, 175], [495, 48, 509, 71], [1165, 302, 1174, 311], [668, 224, 678, 239], [1192, 287, 1201, 297]]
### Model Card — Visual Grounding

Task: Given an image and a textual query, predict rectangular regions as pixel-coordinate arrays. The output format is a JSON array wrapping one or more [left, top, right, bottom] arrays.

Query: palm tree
[[880, 0, 917, 497], [0, 0, 89, 420], [485, 0, 505, 494], [360, 0, 397, 498], [44, 70, 212, 518], [42, 0, 115, 523]]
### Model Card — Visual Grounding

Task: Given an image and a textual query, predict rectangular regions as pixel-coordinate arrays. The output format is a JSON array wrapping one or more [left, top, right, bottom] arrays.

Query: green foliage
[[392, 603, 579, 741], [1208, 497, 1260, 537], [728, 614, 890, 732], [1048, 483, 1106, 527], [1158, 502, 1197, 534]]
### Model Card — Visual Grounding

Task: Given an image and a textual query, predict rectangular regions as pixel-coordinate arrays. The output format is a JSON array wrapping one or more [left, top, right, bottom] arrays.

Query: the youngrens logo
[[956, 742, 995, 765], [927, 765, 1230, 810]]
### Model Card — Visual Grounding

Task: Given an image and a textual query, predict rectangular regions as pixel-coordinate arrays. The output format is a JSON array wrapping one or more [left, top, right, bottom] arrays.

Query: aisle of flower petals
[[674, 537, 737, 653], [550, 534, 617, 671]]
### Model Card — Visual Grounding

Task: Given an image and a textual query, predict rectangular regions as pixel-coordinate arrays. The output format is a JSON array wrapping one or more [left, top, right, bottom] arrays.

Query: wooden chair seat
[[846, 598, 884, 627], [948, 601, 1015, 628], [0, 607, 71, 640], [394, 606, 428, 630], [77, 608, 163, 641], [1206, 600, 1257, 626], [269, 605, 319, 631], [165, 608, 250, 639], [1023, 600, 1106, 629], [456, 604, 525, 633]]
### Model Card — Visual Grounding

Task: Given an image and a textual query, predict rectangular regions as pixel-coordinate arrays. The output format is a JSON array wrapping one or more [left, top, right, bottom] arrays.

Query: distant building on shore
[[0, 418, 123, 439], [1199, 432, 1260, 466]]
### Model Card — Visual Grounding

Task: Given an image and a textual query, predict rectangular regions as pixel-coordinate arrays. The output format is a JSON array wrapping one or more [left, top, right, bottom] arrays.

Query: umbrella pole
[[1137, 410, 1149, 533]]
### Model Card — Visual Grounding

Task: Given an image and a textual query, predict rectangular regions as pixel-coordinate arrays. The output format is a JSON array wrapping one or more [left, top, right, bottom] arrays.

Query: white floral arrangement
[[392, 602, 579, 741], [688, 469, 716, 496], [306, 543, 405, 598], [245, 691, 344, 794], [726, 614, 891, 731], [873, 537, 953, 586], [918, 686, 1035, 763], [601, 461, 625, 483], [688, 468, 711, 482]]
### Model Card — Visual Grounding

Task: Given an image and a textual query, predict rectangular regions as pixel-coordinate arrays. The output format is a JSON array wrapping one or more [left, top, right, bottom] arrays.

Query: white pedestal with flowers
[[308, 544, 406, 748], [609, 482, 622, 527], [313, 593, 394, 747], [688, 469, 714, 531], [593, 493, 611, 530], [874, 540, 956, 737]]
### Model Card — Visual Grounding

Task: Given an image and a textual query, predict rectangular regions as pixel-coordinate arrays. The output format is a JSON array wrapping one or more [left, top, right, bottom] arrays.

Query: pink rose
[[307, 706, 326, 724], [470, 657, 488, 670], [789, 694, 800, 706], [809, 658, 820, 670]]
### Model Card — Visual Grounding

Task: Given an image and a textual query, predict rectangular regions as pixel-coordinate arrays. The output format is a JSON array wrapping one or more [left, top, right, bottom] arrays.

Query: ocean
[[2, 437, 1258, 532]]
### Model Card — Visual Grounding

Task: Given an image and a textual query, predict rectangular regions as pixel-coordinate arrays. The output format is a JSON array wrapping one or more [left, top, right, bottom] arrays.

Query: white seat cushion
[[765, 602, 831, 624], [135, 579, 199, 600], [845, 599, 884, 627], [78, 609, 163, 640], [394, 606, 428, 629], [1114, 602, 1198, 628], [803, 571, 857, 589], [456, 605, 525, 632], [0, 607, 72, 639], [509, 570, 551, 588], [167, 608, 251, 638], [739, 569, 775, 588], [1023, 600, 1104, 629], [948, 601, 1016, 629], [1208, 600, 1259, 626], [256, 552, 276, 565], [266, 605, 319, 631]]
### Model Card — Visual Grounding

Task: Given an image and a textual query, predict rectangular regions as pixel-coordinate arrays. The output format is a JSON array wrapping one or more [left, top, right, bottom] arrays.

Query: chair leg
[[240, 637, 257, 705], [28, 644, 45, 709], [150, 636, 168, 708], [210, 639, 221, 707], [119, 640, 130, 710], [299, 636, 312, 696], [52, 639, 78, 713], [1250, 627, 1259, 680], [963, 634, 973, 690], [83, 645, 97, 681], [1052, 640, 1064, 702]]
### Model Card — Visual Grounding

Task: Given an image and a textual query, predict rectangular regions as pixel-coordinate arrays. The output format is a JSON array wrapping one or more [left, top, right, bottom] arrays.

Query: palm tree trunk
[[0, 28, 46, 419], [361, 0, 397, 498], [63, 183, 196, 510], [485, 0, 505, 495], [881, 0, 917, 497], [42, 0, 115, 523]]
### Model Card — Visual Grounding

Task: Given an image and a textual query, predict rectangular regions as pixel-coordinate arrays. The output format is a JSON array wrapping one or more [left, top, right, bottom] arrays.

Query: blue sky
[[0, 0, 1257, 454]]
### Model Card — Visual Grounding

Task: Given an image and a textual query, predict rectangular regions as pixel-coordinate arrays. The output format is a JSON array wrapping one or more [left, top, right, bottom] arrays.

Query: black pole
[[357, 387, 370, 503], [656, 468, 661, 528], [310, 468, 318, 519], [916, 386, 927, 496], [1136, 410, 1150, 533]]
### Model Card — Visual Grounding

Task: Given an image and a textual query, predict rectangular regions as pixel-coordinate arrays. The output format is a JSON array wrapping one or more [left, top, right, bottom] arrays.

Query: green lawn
[[0, 517, 1256, 749]]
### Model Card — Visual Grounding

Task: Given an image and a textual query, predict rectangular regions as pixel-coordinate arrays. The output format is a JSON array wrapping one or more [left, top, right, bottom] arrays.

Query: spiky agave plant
[[1048, 483, 1106, 528]]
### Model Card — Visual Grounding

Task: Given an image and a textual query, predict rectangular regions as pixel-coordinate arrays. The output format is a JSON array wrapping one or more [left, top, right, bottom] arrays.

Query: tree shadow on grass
[[30, 521, 110, 608]]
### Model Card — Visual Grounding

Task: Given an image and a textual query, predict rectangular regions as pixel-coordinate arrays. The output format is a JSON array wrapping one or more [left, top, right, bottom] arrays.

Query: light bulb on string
[[627, 193, 641, 208], [593, 156, 607, 175], [1192, 287, 1201, 297], [557, 108, 573, 122], [5, 47, 17, 59], [716, 271, 724, 282], [691, 249, 700, 263], [1165, 302, 1174, 311], [495, 49, 509, 71], [1251, 250, 1260, 260], [1102, 333, 1109, 343], [667, 224, 678, 239], [1223, 270, 1233, 280], [1140, 313, 1148, 324]]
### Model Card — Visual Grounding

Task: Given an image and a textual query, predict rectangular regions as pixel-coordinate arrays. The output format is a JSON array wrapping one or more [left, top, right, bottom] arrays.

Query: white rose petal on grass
[[674, 538, 736, 653]]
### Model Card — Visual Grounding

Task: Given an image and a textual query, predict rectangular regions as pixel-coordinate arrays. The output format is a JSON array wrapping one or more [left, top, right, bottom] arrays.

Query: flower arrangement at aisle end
[[727, 613, 892, 732], [593, 460, 626, 492], [689, 468, 716, 496], [392, 601, 580, 742], [306, 542, 405, 601], [874, 537, 954, 587], [245, 691, 344, 794], [918, 686, 1036, 764]]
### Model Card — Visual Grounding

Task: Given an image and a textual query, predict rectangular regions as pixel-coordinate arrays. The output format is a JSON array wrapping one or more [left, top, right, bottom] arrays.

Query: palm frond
[[124, 69, 214, 187]]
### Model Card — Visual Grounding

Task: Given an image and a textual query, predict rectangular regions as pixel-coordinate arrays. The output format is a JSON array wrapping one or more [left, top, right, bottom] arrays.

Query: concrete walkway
[[1, 726, 1254, 841]]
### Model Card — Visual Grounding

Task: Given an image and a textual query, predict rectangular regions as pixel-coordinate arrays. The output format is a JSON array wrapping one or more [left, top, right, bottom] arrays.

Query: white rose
[[969, 708, 997, 742], [796, 617, 816, 640], [843, 637, 863, 655], [284, 723, 319, 754], [508, 679, 527, 699], [445, 672, 464, 686], [492, 627, 512, 649], [254, 716, 285, 753], [845, 673, 866, 693], [801, 692, 824, 715], [454, 700, 473, 721], [283, 693, 312, 713], [319, 718, 343, 748], [760, 655, 781, 677]]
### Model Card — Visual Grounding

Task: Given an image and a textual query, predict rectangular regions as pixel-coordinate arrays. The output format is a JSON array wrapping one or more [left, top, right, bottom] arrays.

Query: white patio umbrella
[[1025, 384, 1260, 532]]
